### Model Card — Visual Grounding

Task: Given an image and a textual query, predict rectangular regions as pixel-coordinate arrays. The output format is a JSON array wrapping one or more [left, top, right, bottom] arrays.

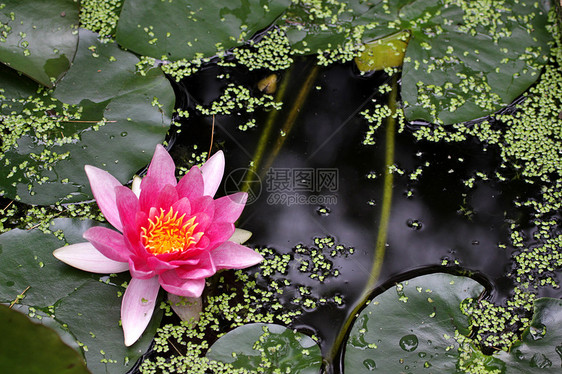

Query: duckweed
[[234, 28, 293, 71], [80, 0, 123, 39], [401, 10, 562, 357]]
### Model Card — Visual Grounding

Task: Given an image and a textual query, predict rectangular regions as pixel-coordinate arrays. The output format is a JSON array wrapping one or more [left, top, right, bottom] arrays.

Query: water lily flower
[[53, 145, 263, 346]]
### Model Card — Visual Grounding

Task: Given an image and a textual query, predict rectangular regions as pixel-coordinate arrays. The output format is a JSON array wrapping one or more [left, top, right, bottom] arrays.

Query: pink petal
[[204, 222, 235, 249], [200, 150, 225, 197], [190, 195, 215, 216], [146, 255, 179, 274], [139, 176, 161, 213], [171, 197, 191, 218], [213, 192, 248, 223], [121, 277, 160, 346], [192, 212, 212, 233], [85, 165, 123, 232], [122, 217, 147, 258], [83, 227, 131, 262], [128, 257, 157, 279], [167, 257, 201, 266], [146, 144, 177, 187], [115, 186, 140, 231], [211, 241, 263, 270], [53, 242, 129, 273], [187, 235, 210, 256], [155, 184, 179, 212], [176, 166, 204, 200], [159, 272, 206, 297], [175, 251, 216, 279]]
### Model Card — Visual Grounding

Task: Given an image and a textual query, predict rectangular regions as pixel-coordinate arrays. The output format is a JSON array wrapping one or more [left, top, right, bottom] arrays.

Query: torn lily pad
[[0, 0, 79, 87]]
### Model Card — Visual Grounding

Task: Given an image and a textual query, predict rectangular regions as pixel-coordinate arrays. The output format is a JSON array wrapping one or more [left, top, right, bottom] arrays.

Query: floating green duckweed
[[495, 64, 562, 183], [455, 332, 504, 374], [0, 88, 84, 155], [234, 28, 293, 71], [197, 84, 282, 117], [160, 57, 208, 82], [175, 144, 209, 177], [0, 198, 104, 236], [141, 237, 355, 371], [79, 0, 123, 39], [461, 288, 535, 350], [404, 13, 562, 357], [361, 96, 406, 146], [139, 247, 302, 373], [513, 235, 562, 289]]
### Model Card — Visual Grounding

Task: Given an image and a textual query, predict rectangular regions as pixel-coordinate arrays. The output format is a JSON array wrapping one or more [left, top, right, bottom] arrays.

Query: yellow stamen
[[141, 207, 199, 255]]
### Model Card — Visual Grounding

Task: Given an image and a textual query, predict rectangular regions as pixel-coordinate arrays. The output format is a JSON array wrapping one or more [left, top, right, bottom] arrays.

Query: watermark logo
[[266, 168, 338, 206], [223, 168, 262, 204], [266, 168, 338, 193], [224, 167, 339, 206]]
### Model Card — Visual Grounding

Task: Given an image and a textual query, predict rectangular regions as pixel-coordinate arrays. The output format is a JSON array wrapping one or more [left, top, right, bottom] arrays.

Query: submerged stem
[[241, 67, 292, 195], [261, 64, 320, 173], [364, 74, 397, 292], [324, 74, 398, 371]]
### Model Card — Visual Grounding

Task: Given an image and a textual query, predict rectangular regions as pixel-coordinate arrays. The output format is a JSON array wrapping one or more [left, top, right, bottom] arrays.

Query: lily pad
[[0, 28, 174, 205], [0, 304, 90, 374], [0, 0, 79, 87], [115, 0, 291, 61], [55, 279, 163, 374], [282, 0, 552, 124], [0, 218, 162, 374], [497, 298, 562, 372], [344, 273, 485, 373], [207, 323, 323, 373], [354, 31, 410, 73]]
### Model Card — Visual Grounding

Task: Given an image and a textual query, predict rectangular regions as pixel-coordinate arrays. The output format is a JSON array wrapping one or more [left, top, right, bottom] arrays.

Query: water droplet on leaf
[[399, 334, 419, 352], [530, 353, 551, 368], [363, 359, 376, 370], [529, 324, 546, 340]]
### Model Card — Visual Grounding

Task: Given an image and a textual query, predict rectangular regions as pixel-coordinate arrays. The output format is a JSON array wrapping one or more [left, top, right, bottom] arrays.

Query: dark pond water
[[160, 56, 559, 372]]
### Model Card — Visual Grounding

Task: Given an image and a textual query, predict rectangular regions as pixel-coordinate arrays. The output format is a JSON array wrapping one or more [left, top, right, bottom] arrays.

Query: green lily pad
[[354, 31, 410, 73], [55, 279, 163, 374], [282, 0, 552, 125], [115, 0, 291, 61], [0, 304, 90, 374], [0, 218, 162, 374], [0, 28, 174, 205], [344, 273, 485, 373], [0, 224, 91, 308], [0, 0, 79, 87], [207, 323, 323, 373], [496, 298, 562, 372]]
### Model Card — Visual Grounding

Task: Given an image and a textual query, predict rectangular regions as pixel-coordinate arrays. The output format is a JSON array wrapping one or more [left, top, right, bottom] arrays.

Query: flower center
[[141, 208, 199, 255]]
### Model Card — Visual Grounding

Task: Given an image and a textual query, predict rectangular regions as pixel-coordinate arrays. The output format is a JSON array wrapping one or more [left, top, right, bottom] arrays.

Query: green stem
[[324, 74, 398, 369], [241, 68, 292, 195], [363, 74, 397, 292], [261, 64, 320, 173]]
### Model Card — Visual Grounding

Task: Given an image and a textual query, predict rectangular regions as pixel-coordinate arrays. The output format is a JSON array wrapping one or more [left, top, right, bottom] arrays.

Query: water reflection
[[174, 58, 543, 366]]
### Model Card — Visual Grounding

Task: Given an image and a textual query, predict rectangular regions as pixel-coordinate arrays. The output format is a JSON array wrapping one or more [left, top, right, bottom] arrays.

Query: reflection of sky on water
[[175, 59, 557, 358]]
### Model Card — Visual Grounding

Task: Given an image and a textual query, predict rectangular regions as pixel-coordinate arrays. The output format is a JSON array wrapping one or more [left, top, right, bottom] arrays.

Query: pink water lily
[[53, 145, 263, 346]]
